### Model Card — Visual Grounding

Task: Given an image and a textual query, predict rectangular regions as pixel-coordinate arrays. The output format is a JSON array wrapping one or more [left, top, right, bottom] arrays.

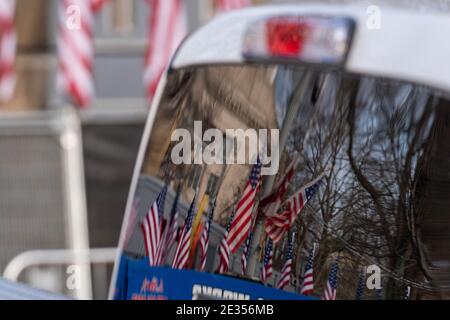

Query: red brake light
[[243, 15, 354, 65]]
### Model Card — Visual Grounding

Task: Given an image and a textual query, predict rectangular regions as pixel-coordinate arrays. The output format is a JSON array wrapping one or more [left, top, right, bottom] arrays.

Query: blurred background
[[1, 0, 450, 300]]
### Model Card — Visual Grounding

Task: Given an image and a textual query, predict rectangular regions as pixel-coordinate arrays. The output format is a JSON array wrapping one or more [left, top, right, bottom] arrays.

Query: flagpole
[[246, 71, 314, 277]]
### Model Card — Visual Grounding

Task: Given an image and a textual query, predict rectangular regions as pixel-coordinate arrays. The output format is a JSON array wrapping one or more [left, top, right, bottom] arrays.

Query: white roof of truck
[[172, 3, 450, 94]]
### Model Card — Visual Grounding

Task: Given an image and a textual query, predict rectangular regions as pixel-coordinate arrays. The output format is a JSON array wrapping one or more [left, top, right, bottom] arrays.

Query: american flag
[[259, 157, 297, 217], [241, 214, 258, 275], [265, 174, 323, 244], [300, 244, 316, 295], [153, 184, 168, 265], [355, 270, 366, 300], [199, 198, 215, 272], [57, 0, 107, 108], [144, 0, 186, 99], [216, 208, 236, 274], [376, 287, 383, 300], [158, 186, 180, 265], [260, 238, 273, 283], [264, 208, 290, 244], [172, 193, 196, 270], [240, 231, 253, 275], [140, 189, 166, 266], [215, 0, 251, 12], [323, 256, 340, 300], [276, 233, 295, 290], [0, 0, 16, 102], [227, 158, 262, 253]]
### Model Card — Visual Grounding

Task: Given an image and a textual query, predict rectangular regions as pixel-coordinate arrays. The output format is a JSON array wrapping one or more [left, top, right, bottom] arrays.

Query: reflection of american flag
[[158, 187, 180, 265], [300, 245, 315, 295], [228, 158, 262, 253], [57, 0, 107, 108], [355, 270, 365, 300], [276, 234, 294, 290], [323, 257, 339, 300], [260, 157, 297, 217], [260, 238, 273, 283], [265, 174, 323, 244], [141, 189, 166, 266], [144, 0, 186, 99], [216, 208, 236, 274], [265, 209, 290, 244], [216, 0, 251, 12], [172, 194, 196, 270], [199, 199, 215, 272], [0, 0, 16, 102]]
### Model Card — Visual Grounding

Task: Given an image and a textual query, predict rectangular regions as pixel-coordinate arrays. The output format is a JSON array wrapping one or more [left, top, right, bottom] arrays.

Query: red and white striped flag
[[158, 187, 180, 265], [216, 207, 236, 274], [141, 200, 162, 266], [215, 0, 251, 12], [227, 158, 262, 253], [144, 0, 186, 100], [264, 208, 290, 244], [57, 0, 107, 108], [240, 214, 258, 275], [260, 238, 273, 283], [199, 222, 209, 272], [172, 194, 196, 270], [153, 184, 168, 265], [199, 199, 215, 272], [240, 231, 252, 275], [276, 233, 294, 290], [217, 235, 231, 273], [0, 0, 16, 102], [300, 244, 316, 295], [265, 174, 324, 244], [161, 211, 179, 263], [124, 199, 140, 248]]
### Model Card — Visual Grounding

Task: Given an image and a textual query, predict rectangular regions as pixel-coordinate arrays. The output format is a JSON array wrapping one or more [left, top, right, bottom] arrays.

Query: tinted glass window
[[117, 65, 450, 299]]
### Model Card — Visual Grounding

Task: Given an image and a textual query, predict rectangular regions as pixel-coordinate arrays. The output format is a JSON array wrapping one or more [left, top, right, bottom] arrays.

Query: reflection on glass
[[118, 64, 450, 299]]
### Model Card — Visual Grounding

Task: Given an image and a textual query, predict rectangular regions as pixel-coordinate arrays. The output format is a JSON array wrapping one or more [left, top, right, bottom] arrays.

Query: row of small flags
[[0, 0, 251, 106], [217, 157, 263, 274], [139, 159, 407, 300], [260, 235, 335, 300], [138, 155, 323, 290], [139, 158, 412, 300], [139, 155, 261, 275]]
